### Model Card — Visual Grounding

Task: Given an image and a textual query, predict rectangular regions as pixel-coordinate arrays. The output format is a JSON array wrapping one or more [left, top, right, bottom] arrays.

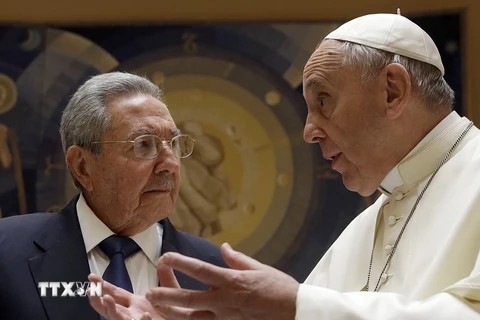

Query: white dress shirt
[[76, 194, 163, 295]]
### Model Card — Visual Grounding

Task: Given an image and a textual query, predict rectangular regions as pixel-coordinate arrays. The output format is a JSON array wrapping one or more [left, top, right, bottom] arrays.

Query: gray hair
[[339, 41, 454, 111], [60, 72, 162, 190]]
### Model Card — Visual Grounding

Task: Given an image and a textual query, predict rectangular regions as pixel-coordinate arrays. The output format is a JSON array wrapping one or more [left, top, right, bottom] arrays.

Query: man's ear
[[383, 63, 412, 120], [66, 146, 95, 192]]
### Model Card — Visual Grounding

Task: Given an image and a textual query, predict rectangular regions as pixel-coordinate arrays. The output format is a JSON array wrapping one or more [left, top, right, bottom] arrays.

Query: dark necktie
[[98, 235, 141, 293]]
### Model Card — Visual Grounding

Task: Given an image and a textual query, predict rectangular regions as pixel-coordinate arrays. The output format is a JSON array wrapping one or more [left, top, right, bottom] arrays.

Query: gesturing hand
[[146, 243, 299, 320], [87, 257, 182, 320], [87, 273, 159, 320]]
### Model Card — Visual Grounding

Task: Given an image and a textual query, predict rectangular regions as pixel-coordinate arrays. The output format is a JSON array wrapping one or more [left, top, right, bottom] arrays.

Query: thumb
[[221, 243, 266, 271]]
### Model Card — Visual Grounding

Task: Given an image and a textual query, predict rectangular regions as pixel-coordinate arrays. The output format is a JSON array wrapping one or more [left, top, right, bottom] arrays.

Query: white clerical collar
[[379, 111, 461, 194], [76, 193, 162, 266]]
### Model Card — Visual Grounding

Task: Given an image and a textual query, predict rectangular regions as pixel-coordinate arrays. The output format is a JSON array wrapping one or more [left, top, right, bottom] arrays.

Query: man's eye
[[318, 97, 328, 107], [135, 139, 152, 149]]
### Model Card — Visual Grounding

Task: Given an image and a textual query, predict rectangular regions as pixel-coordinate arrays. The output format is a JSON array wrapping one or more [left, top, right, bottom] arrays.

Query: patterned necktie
[[98, 235, 141, 293]]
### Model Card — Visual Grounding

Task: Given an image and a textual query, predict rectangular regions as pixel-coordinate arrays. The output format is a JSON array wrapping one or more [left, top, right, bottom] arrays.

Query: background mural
[[0, 12, 463, 281]]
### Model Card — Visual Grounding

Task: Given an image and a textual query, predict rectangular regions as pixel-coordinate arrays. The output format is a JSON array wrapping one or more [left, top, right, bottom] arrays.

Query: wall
[[1, 0, 478, 124]]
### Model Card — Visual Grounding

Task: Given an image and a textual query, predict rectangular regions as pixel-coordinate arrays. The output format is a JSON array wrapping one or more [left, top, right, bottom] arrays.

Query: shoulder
[[0, 212, 59, 237], [458, 123, 480, 158], [177, 231, 228, 268], [0, 212, 62, 262], [0, 198, 78, 249], [345, 195, 385, 232], [178, 230, 223, 252], [161, 219, 227, 268]]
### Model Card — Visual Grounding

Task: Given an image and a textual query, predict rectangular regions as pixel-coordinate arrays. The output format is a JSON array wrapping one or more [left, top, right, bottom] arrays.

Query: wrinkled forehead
[[107, 93, 176, 136], [108, 93, 170, 117], [303, 40, 345, 91], [304, 40, 344, 73]]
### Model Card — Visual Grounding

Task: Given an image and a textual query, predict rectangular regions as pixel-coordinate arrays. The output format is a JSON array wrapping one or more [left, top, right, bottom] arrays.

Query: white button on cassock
[[385, 244, 393, 254], [381, 273, 394, 283], [388, 216, 397, 226], [394, 191, 405, 201]]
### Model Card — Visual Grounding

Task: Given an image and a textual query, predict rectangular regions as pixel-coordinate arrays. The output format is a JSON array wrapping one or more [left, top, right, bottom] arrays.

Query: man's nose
[[303, 117, 327, 143], [153, 147, 180, 174]]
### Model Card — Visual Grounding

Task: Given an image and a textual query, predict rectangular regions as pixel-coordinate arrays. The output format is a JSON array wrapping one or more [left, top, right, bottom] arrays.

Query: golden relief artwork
[[129, 68, 302, 264], [182, 32, 198, 55], [0, 124, 27, 214], [44, 156, 65, 177], [127, 49, 314, 265], [0, 74, 26, 216], [0, 74, 18, 115], [161, 80, 283, 257], [0, 124, 12, 170], [170, 121, 237, 237], [0, 124, 9, 218]]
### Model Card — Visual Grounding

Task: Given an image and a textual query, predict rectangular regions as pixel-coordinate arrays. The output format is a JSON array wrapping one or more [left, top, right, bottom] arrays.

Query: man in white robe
[[89, 12, 480, 320]]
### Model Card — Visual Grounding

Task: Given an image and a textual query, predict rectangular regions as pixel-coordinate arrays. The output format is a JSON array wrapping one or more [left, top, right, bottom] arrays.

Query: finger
[[139, 312, 155, 320], [88, 273, 102, 283], [89, 273, 131, 307], [221, 243, 266, 271], [147, 287, 216, 310], [88, 292, 107, 317], [103, 295, 131, 320], [103, 295, 120, 320], [158, 252, 231, 287], [156, 304, 214, 320], [157, 259, 180, 288]]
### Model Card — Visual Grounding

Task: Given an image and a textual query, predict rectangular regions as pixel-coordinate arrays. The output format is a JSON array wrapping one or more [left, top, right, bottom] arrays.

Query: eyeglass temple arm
[[91, 141, 135, 144]]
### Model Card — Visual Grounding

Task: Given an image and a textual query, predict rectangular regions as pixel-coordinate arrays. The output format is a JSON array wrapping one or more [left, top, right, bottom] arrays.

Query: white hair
[[60, 72, 162, 190], [339, 41, 454, 111]]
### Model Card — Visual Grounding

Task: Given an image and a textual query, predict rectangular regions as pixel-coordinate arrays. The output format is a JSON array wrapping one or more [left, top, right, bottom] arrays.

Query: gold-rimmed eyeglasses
[[91, 134, 195, 159]]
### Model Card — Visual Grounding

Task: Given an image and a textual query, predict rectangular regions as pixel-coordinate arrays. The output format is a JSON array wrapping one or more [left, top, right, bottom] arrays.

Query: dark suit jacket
[[0, 196, 227, 320]]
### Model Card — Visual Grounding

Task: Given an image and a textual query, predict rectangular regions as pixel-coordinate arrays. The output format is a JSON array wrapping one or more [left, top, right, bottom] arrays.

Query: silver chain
[[364, 121, 474, 292]]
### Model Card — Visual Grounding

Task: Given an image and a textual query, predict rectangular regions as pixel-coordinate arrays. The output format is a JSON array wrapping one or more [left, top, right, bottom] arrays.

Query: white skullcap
[[325, 13, 445, 75]]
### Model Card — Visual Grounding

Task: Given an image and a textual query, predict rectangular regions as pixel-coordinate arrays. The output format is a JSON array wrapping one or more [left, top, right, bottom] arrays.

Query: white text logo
[[38, 282, 102, 297]]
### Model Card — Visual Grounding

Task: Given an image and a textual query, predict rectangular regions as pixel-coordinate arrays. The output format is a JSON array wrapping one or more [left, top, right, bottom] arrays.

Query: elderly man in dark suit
[[0, 72, 226, 320]]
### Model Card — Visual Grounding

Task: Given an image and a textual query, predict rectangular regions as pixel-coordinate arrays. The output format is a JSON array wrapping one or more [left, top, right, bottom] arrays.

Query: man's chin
[[342, 177, 377, 197], [118, 211, 169, 235], [356, 188, 378, 197], [137, 200, 173, 219]]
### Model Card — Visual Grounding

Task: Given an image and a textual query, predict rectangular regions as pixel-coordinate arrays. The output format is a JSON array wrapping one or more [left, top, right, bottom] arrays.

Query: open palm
[[88, 273, 166, 320]]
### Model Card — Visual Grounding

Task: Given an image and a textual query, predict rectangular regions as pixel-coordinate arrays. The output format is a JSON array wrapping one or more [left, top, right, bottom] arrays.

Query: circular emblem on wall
[[0, 74, 18, 115], [123, 49, 320, 266]]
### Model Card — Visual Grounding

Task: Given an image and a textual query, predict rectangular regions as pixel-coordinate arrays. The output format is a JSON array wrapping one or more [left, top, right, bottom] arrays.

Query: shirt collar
[[379, 111, 461, 194], [76, 193, 162, 266]]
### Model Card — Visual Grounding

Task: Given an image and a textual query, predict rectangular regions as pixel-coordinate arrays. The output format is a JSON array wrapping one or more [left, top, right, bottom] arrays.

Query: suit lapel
[[28, 197, 98, 320], [160, 219, 207, 290]]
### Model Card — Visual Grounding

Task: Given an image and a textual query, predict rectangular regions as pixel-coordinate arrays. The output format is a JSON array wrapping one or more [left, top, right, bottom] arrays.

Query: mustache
[[144, 174, 176, 192]]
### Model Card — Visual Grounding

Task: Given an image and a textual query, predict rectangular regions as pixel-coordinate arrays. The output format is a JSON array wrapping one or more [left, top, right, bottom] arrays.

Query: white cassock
[[296, 112, 480, 319]]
